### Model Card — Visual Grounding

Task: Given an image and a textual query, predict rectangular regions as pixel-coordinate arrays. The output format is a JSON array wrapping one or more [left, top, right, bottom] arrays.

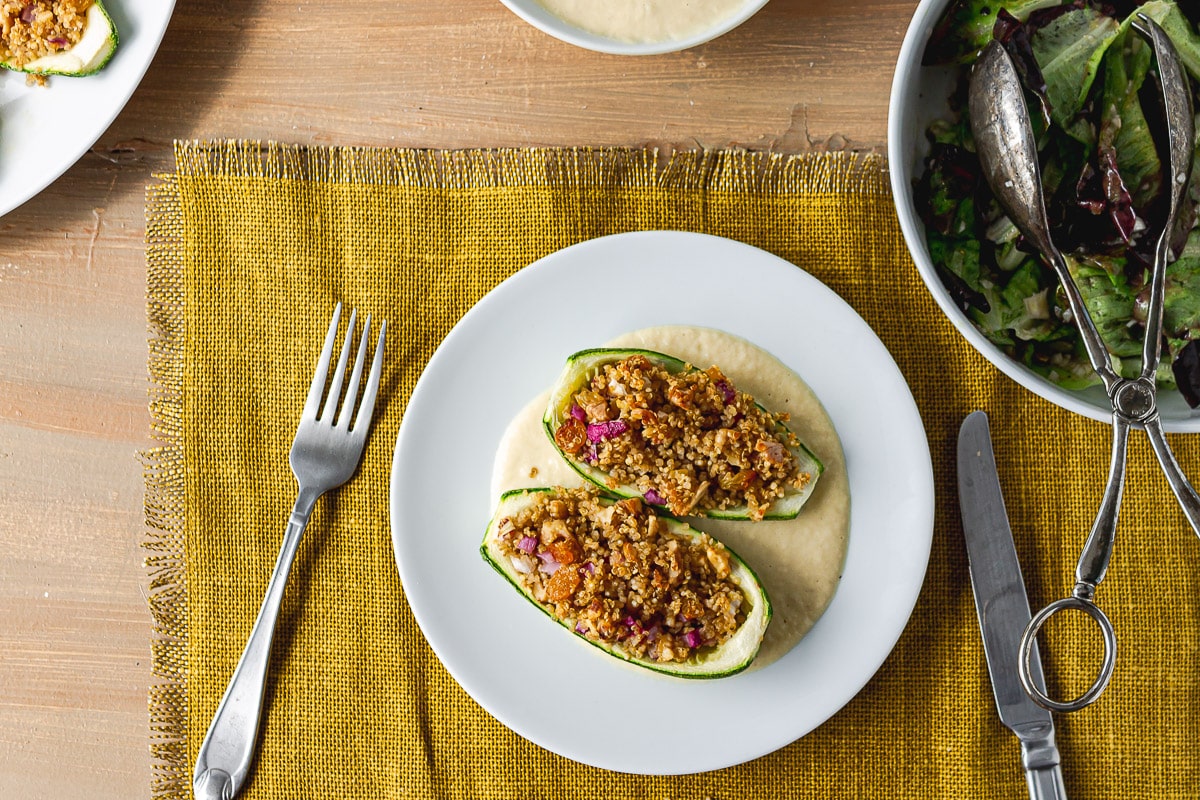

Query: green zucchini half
[[3, 2, 118, 77], [543, 347, 824, 521], [480, 488, 771, 679]]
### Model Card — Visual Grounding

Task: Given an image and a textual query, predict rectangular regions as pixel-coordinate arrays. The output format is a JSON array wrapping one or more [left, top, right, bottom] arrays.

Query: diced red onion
[[644, 488, 665, 505], [537, 551, 560, 574], [575, 622, 586, 634], [623, 615, 636, 628], [684, 630, 703, 649], [569, 404, 586, 421], [645, 625, 660, 643], [582, 561, 595, 575], [585, 443, 599, 464], [48, 36, 67, 46], [516, 536, 537, 554], [19, 5, 34, 23], [587, 419, 629, 442], [716, 380, 736, 405]]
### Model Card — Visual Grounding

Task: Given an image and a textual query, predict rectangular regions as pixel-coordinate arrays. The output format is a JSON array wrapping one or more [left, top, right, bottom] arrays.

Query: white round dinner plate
[[389, 231, 934, 774], [0, 0, 175, 217]]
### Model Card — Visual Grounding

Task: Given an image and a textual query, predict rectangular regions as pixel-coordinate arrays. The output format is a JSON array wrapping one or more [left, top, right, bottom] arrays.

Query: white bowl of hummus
[[498, 0, 769, 55]]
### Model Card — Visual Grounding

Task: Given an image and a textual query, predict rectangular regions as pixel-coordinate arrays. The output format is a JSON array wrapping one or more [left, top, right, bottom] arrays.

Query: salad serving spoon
[[968, 17, 1198, 713]]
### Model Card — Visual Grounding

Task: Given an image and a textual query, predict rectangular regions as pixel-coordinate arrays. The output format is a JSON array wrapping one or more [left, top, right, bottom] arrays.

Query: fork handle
[[193, 488, 320, 800]]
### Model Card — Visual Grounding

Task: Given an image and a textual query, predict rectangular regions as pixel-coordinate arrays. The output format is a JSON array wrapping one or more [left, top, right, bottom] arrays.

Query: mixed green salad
[[917, 0, 1200, 405]]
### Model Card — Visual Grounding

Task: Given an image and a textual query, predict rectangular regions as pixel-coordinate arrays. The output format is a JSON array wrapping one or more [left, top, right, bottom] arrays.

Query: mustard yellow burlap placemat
[[145, 141, 1200, 800]]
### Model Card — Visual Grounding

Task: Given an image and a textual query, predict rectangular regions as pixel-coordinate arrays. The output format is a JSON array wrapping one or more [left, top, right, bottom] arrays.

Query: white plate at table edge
[[389, 231, 934, 775], [0, 0, 175, 218]]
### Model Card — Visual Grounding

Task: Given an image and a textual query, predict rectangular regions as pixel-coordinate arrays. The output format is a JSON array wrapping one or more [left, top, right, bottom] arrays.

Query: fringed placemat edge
[[172, 140, 891, 196], [143, 141, 892, 800], [144, 172, 189, 800]]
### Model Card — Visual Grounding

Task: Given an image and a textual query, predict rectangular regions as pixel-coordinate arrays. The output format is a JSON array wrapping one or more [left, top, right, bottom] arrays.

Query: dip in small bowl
[[498, 0, 769, 55]]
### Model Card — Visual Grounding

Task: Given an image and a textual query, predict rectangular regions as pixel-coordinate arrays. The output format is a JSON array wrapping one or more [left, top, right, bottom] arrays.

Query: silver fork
[[193, 303, 386, 800]]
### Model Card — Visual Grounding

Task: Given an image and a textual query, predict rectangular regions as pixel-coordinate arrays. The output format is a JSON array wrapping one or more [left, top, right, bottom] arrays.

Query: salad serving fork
[[193, 303, 386, 800], [970, 18, 1197, 713]]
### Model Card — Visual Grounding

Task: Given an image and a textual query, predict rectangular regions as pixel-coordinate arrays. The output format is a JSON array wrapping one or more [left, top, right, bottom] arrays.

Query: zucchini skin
[[2, 2, 118, 77], [480, 488, 772, 679], [543, 348, 823, 520]]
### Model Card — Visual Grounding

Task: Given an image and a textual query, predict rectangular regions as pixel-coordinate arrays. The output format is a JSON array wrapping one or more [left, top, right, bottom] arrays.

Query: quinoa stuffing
[[554, 354, 812, 521], [1, 0, 89, 71], [495, 486, 749, 665]]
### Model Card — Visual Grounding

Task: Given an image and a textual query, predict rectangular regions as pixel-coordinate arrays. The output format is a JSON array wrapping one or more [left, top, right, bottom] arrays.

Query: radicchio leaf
[[1073, 149, 1137, 244], [914, 143, 978, 237], [1173, 340, 1200, 408]]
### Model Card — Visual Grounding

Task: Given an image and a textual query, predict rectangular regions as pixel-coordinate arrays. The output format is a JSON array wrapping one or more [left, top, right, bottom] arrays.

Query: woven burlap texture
[[145, 141, 1200, 800]]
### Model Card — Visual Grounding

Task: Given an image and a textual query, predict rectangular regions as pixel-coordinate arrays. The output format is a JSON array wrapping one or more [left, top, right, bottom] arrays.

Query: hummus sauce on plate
[[535, 0, 751, 44], [490, 326, 850, 670]]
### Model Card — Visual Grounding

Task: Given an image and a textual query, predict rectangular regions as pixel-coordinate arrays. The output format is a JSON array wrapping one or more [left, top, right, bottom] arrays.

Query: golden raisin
[[546, 566, 581, 602], [719, 468, 758, 491], [554, 417, 587, 454], [651, 568, 668, 590], [548, 538, 581, 565]]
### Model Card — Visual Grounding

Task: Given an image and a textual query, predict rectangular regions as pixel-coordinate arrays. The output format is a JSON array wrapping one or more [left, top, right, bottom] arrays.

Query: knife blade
[[958, 411, 1067, 800]]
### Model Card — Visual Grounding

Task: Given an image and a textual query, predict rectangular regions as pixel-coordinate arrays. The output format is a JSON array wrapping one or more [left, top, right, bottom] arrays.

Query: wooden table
[[0, 1, 912, 796]]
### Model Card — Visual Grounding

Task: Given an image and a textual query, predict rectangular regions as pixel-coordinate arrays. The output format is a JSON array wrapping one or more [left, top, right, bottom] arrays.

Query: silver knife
[[958, 411, 1067, 800]]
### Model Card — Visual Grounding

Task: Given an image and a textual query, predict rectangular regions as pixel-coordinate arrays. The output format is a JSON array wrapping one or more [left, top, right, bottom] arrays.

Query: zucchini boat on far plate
[[2, 1, 118, 77], [481, 487, 771, 678], [544, 348, 823, 521]]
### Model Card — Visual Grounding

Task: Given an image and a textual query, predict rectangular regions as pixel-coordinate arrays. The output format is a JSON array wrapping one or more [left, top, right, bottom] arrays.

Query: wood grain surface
[[0, 1, 915, 797]]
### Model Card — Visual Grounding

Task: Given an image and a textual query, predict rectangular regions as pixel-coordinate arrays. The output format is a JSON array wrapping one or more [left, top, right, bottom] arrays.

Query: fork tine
[[321, 308, 357, 422], [353, 319, 386, 434], [303, 303, 342, 420], [336, 315, 371, 429]]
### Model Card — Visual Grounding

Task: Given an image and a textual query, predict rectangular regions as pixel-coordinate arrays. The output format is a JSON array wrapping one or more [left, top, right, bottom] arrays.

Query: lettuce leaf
[[1031, 6, 1120, 133], [1099, 30, 1161, 215]]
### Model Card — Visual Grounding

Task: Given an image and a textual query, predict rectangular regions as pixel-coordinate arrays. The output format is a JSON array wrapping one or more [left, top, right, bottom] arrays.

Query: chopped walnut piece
[[705, 545, 731, 579], [540, 518, 569, 544]]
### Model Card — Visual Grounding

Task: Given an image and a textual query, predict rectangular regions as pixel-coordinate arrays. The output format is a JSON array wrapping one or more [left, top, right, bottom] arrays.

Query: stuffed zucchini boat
[[544, 348, 823, 521], [481, 486, 771, 678], [1, 1, 118, 77]]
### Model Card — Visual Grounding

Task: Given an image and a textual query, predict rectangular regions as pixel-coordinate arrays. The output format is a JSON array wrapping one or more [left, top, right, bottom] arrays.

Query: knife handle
[[1027, 764, 1067, 800]]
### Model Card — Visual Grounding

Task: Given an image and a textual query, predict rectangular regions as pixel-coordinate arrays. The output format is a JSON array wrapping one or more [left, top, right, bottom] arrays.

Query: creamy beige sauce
[[536, 0, 751, 44], [490, 326, 850, 670]]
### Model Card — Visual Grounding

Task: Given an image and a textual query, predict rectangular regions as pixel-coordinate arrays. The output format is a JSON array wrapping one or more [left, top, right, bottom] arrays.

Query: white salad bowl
[[496, 0, 769, 56], [888, 0, 1200, 432]]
